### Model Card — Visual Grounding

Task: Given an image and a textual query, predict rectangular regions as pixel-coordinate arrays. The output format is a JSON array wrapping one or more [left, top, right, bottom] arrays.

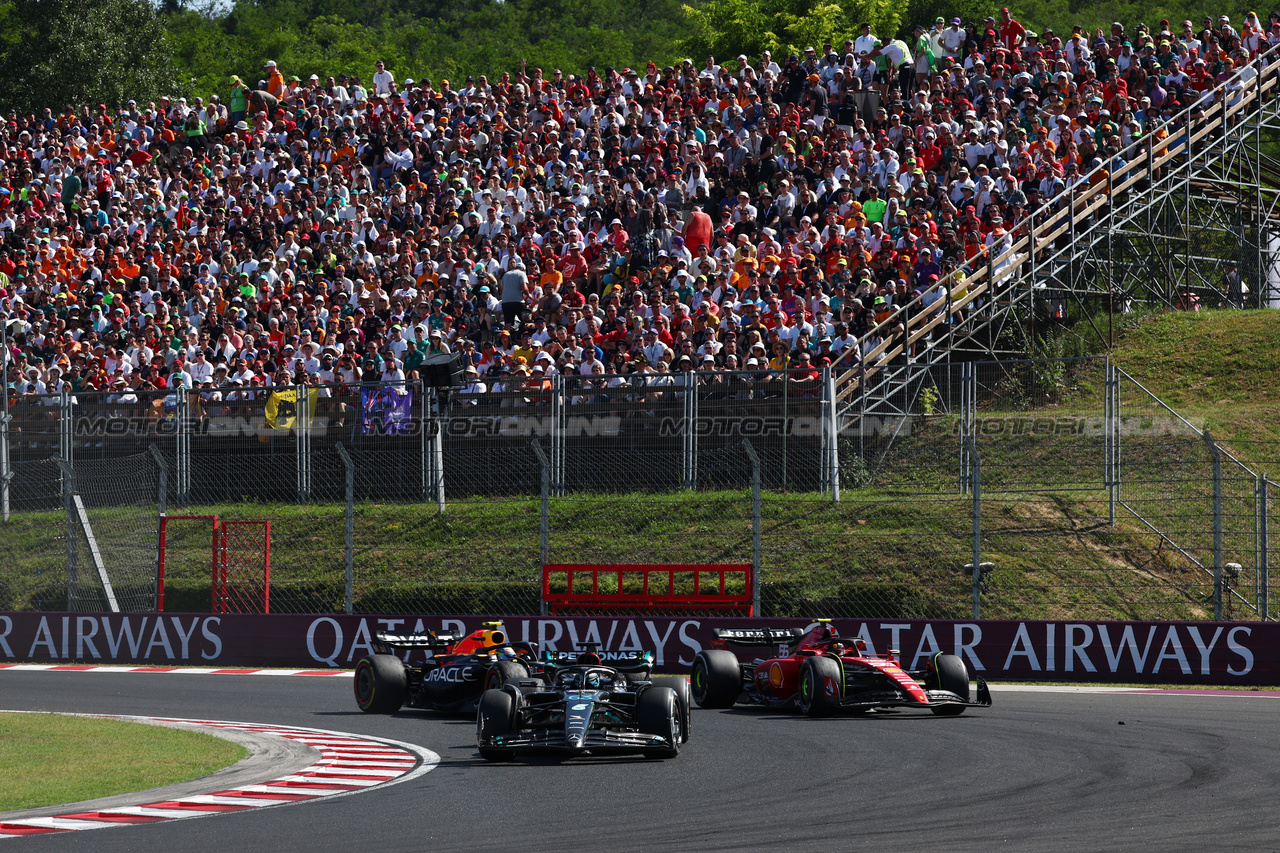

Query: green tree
[[0, 0, 184, 114], [682, 0, 903, 61]]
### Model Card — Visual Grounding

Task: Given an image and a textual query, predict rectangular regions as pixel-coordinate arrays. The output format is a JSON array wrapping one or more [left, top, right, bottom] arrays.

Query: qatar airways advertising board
[[0, 613, 1274, 685]]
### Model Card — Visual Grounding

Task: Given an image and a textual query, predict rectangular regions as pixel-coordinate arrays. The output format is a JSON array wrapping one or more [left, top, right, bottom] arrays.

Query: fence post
[[682, 369, 696, 489], [550, 375, 565, 496], [57, 454, 79, 612], [0, 410, 10, 523], [150, 445, 169, 612], [420, 381, 429, 501], [59, 388, 73, 464], [742, 440, 762, 616], [823, 367, 839, 502], [0, 321, 8, 522], [1203, 431, 1224, 620], [968, 436, 982, 619], [1112, 364, 1121, 524], [1105, 359, 1116, 525], [428, 390, 445, 513], [959, 362, 970, 495], [530, 441, 551, 615], [1260, 475, 1269, 620], [176, 385, 191, 505], [296, 383, 311, 502], [335, 442, 355, 614], [819, 367, 829, 496]]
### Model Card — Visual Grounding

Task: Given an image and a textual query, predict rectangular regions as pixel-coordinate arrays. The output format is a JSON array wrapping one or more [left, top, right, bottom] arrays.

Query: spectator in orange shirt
[[265, 60, 285, 99]]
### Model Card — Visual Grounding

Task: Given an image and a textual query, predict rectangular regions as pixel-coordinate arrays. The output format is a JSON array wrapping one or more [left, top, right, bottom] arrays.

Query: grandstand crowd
[[0, 11, 1271, 404]]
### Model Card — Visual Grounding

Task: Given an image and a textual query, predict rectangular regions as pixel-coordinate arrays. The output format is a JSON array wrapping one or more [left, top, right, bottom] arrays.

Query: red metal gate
[[216, 521, 271, 614], [157, 515, 271, 613]]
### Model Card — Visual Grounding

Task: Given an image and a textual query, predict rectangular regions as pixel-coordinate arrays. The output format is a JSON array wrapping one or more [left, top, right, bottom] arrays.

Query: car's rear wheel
[[485, 659, 530, 691], [652, 677, 692, 743], [931, 653, 970, 716], [637, 686, 681, 759], [797, 656, 842, 717], [477, 689, 516, 761], [353, 654, 407, 714], [690, 650, 741, 708]]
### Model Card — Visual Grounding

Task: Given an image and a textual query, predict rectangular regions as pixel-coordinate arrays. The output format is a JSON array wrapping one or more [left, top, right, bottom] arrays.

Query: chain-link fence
[[0, 360, 1272, 621], [1111, 369, 1268, 621], [0, 450, 159, 612]]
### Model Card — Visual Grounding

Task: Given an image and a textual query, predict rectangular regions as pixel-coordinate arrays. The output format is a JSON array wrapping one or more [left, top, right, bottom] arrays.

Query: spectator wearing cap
[[264, 60, 285, 98], [941, 17, 967, 58]]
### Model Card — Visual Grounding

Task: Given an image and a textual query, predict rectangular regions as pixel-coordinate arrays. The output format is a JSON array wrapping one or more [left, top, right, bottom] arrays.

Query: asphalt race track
[[2, 672, 1278, 851]]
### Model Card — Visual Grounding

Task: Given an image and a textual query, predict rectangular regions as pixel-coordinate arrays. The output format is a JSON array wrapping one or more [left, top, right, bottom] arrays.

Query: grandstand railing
[[830, 44, 1280, 419]]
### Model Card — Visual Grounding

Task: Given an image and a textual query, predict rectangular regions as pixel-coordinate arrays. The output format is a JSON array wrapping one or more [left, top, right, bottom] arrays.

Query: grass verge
[[0, 713, 247, 811]]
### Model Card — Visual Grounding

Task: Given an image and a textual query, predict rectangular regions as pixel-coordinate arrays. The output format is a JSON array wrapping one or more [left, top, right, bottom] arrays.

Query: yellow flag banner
[[264, 388, 319, 430]]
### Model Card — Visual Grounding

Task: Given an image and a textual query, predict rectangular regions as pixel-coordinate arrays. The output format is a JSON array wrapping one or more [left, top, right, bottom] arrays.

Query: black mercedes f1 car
[[475, 648, 691, 761]]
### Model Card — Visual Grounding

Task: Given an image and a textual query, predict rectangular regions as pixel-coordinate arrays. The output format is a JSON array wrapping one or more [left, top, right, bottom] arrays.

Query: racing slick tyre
[[637, 686, 681, 759], [353, 654, 407, 714], [652, 677, 692, 743], [690, 650, 741, 709], [797, 656, 843, 718], [477, 689, 517, 762], [931, 653, 970, 717], [485, 659, 531, 691]]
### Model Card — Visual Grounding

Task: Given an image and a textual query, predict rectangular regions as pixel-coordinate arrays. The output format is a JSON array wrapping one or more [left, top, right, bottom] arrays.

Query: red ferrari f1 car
[[691, 620, 991, 716]]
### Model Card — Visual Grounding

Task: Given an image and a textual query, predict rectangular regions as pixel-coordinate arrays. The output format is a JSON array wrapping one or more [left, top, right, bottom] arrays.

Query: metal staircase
[[833, 46, 1280, 426]]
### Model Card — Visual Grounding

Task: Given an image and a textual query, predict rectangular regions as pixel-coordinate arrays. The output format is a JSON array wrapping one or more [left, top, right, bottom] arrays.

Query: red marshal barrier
[[542, 564, 753, 615]]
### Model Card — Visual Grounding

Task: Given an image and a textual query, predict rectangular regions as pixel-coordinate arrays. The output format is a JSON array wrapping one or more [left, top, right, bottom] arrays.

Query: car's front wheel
[[637, 686, 681, 759], [476, 689, 516, 761], [931, 653, 971, 716], [651, 677, 692, 743]]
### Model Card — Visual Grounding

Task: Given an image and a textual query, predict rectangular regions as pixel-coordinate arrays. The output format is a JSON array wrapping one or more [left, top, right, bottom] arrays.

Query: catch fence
[[0, 360, 1272, 621]]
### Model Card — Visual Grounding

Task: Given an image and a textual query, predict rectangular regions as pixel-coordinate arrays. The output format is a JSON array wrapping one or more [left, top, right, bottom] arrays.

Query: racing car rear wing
[[373, 631, 537, 657], [710, 627, 806, 648], [374, 631, 456, 654]]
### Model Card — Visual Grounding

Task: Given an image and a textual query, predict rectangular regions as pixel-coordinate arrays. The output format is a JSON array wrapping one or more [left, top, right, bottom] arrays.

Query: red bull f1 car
[[691, 620, 991, 716], [354, 621, 544, 714], [476, 648, 691, 761]]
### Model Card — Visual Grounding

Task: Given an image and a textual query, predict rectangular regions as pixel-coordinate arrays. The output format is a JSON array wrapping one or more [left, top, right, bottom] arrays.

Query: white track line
[[0, 716, 437, 840]]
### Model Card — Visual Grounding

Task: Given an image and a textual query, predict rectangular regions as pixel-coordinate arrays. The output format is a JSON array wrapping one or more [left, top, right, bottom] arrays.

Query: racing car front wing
[[479, 729, 673, 754], [836, 678, 993, 711]]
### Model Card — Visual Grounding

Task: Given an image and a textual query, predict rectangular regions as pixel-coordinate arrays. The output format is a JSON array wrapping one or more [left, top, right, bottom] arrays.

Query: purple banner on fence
[[0, 614, 1275, 685], [360, 386, 413, 435]]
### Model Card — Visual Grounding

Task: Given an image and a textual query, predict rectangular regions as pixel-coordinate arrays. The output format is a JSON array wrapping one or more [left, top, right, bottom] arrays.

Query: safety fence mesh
[[0, 360, 1273, 621]]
